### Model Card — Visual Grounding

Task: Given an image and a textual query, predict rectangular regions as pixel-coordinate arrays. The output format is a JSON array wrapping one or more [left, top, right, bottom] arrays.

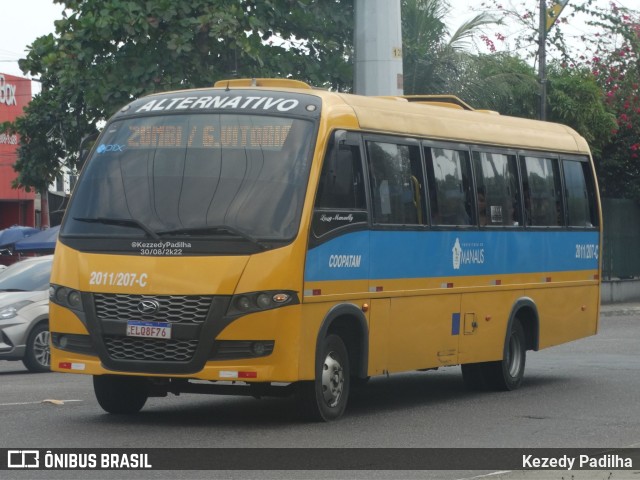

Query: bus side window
[[563, 159, 598, 227], [366, 141, 425, 225], [520, 156, 564, 227], [426, 147, 473, 226], [315, 144, 365, 210], [472, 151, 521, 226], [312, 140, 367, 238]]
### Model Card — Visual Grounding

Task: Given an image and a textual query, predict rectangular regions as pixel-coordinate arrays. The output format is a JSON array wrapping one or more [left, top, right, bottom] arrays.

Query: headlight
[[256, 294, 272, 310], [0, 300, 33, 320], [226, 291, 298, 317], [49, 284, 84, 311], [234, 296, 252, 312]]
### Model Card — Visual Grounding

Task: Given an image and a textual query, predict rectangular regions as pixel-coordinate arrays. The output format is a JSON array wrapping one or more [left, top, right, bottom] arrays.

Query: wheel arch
[[316, 303, 369, 378], [26, 315, 49, 339], [508, 297, 539, 352]]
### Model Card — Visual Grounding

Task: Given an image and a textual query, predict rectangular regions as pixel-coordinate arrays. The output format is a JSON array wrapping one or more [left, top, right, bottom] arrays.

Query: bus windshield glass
[[62, 114, 315, 248]]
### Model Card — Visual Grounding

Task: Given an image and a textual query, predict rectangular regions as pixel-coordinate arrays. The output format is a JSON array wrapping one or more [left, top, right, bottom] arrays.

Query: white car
[[0, 255, 52, 372]]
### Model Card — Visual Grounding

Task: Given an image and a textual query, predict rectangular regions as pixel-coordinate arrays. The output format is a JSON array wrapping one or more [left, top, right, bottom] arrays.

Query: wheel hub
[[33, 330, 51, 368], [321, 351, 344, 408]]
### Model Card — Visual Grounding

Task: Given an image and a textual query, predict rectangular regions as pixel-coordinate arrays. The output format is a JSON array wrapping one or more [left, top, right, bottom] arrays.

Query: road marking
[[0, 399, 83, 406], [455, 472, 512, 480]]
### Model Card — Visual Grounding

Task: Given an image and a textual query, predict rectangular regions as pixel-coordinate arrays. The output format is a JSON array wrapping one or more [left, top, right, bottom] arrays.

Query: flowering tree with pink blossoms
[[479, 0, 640, 199], [576, 3, 640, 198]]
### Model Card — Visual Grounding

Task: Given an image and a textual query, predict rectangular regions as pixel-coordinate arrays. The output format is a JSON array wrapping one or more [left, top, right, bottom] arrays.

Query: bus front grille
[[103, 336, 198, 362], [93, 293, 213, 324]]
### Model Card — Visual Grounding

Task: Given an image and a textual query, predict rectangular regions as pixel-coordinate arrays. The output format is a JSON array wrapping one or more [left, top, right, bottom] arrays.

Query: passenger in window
[[536, 197, 557, 226], [435, 192, 470, 225]]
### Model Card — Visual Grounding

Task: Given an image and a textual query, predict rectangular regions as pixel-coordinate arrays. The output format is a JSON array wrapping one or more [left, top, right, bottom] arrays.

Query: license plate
[[126, 321, 172, 339]]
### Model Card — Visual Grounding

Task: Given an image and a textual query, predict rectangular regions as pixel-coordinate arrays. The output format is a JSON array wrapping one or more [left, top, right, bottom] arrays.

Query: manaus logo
[[452, 237, 485, 270]]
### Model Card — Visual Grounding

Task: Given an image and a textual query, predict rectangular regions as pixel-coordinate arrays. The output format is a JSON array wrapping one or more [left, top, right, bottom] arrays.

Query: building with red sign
[[0, 72, 36, 229]]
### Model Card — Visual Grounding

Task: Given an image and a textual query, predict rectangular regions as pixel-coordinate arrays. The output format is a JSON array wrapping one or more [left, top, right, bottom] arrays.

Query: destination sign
[[126, 123, 292, 149]]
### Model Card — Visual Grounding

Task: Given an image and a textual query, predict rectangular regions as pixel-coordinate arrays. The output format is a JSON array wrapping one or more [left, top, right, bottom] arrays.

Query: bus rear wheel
[[461, 320, 526, 391], [484, 319, 526, 391], [93, 375, 149, 414], [297, 334, 350, 422]]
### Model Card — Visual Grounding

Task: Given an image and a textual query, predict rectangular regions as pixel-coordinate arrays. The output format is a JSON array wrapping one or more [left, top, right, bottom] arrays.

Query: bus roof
[[142, 78, 590, 156], [334, 91, 590, 155]]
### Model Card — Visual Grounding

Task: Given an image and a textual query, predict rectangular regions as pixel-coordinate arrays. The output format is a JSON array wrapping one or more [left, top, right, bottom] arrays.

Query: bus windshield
[[62, 114, 315, 250]]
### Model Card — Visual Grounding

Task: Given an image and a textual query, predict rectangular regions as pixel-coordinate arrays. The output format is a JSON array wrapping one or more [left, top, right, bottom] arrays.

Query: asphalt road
[[1, 307, 639, 480]]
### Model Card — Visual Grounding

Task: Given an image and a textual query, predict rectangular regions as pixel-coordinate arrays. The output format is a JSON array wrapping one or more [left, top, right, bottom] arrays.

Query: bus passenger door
[[367, 298, 390, 376], [367, 295, 461, 375], [365, 138, 460, 372]]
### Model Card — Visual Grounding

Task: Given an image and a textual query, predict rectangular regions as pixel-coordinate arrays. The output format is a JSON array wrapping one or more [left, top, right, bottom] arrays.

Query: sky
[[448, 0, 637, 60], [0, 0, 65, 78], [0, 0, 637, 85]]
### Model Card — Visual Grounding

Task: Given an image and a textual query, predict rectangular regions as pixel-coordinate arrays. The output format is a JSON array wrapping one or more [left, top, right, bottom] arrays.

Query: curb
[[600, 304, 640, 317]]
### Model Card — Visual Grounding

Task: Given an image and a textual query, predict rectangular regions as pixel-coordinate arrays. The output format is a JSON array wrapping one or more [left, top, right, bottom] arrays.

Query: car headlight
[[0, 300, 34, 320]]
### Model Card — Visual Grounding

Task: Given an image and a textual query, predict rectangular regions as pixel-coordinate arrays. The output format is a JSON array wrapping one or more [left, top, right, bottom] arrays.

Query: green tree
[[576, 4, 640, 199], [9, 0, 354, 192], [402, 0, 498, 95], [477, 0, 639, 199], [401, 0, 614, 149], [546, 64, 616, 159], [454, 53, 539, 118]]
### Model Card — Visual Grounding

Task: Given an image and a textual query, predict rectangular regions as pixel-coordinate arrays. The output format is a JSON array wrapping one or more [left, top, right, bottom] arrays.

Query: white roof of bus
[[330, 91, 590, 155], [196, 81, 591, 155]]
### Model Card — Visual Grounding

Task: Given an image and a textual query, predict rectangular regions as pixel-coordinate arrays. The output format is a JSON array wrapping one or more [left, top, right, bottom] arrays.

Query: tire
[[351, 375, 370, 389], [93, 375, 149, 414], [297, 334, 350, 422], [22, 323, 50, 373], [484, 319, 527, 391], [461, 363, 487, 391]]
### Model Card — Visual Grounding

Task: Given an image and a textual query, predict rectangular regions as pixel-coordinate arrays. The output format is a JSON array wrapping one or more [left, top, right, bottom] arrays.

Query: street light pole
[[353, 0, 403, 96], [538, 0, 547, 121]]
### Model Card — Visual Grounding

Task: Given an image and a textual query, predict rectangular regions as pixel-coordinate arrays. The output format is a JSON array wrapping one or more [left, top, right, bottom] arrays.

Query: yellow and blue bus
[[49, 78, 601, 421]]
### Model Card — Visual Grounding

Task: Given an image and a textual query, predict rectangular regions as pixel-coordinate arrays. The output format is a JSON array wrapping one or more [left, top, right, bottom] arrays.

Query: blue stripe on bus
[[304, 230, 600, 282]]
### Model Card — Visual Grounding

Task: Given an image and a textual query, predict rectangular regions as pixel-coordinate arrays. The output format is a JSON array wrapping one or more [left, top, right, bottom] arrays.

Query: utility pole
[[354, 0, 403, 96], [539, 0, 570, 121], [538, 0, 547, 121], [40, 189, 50, 229]]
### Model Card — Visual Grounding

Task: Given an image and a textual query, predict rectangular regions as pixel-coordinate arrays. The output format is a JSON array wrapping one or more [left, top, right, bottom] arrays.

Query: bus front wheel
[[297, 334, 350, 421], [93, 375, 149, 414]]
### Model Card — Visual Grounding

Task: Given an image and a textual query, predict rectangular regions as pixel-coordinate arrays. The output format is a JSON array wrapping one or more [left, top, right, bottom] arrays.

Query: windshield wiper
[[73, 217, 160, 240], [156, 225, 267, 251], [0, 288, 27, 292]]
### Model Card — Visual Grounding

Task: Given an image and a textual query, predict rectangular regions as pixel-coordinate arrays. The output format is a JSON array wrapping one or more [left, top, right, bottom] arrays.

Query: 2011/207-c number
[[89, 271, 148, 287]]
